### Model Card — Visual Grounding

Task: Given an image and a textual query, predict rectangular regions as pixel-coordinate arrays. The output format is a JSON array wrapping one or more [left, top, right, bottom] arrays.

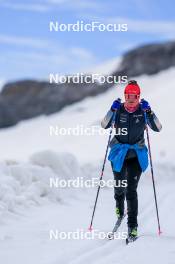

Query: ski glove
[[140, 99, 151, 112], [111, 99, 121, 112]]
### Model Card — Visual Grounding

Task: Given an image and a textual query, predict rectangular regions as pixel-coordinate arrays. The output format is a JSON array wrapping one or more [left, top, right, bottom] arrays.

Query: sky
[[0, 0, 175, 83]]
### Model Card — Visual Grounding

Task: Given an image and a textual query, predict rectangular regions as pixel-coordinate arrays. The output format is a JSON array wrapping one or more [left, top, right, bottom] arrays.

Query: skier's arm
[[101, 109, 114, 129], [146, 111, 162, 132], [101, 99, 121, 129], [140, 99, 162, 132]]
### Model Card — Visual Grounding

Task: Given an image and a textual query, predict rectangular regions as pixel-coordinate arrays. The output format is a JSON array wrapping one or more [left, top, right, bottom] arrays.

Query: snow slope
[[87, 57, 122, 75], [0, 67, 174, 264]]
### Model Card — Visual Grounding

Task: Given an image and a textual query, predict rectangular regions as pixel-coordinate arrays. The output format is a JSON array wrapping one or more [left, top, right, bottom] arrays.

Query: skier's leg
[[126, 157, 142, 228], [111, 161, 127, 217]]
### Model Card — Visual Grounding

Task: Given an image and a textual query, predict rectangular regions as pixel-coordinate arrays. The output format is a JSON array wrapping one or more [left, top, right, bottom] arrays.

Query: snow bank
[[30, 150, 82, 180], [0, 147, 174, 219], [0, 151, 84, 218]]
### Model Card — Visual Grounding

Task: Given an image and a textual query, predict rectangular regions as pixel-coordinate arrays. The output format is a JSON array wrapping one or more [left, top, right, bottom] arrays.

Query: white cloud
[[0, 44, 97, 80], [107, 17, 175, 36], [80, 13, 175, 37], [0, 2, 49, 12], [70, 47, 94, 60], [46, 0, 100, 10], [0, 34, 51, 48], [0, 0, 101, 12]]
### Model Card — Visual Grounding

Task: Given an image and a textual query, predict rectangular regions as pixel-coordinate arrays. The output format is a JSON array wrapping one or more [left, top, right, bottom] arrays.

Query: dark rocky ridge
[[0, 80, 112, 127], [0, 40, 175, 128], [113, 41, 175, 77]]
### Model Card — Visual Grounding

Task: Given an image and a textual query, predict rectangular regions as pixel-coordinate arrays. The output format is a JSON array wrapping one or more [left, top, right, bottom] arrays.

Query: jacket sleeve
[[101, 109, 114, 129], [146, 111, 162, 132]]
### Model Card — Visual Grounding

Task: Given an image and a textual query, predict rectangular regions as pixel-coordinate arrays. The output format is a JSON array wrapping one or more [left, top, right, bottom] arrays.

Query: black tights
[[112, 157, 142, 228]]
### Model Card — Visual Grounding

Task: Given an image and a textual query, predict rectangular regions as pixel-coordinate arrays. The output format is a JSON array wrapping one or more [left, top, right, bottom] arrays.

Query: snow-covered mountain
[[0, 66, 174, 264]]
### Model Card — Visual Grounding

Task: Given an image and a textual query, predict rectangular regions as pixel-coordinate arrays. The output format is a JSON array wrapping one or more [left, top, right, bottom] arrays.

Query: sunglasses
[[125, 94, 140, 99]]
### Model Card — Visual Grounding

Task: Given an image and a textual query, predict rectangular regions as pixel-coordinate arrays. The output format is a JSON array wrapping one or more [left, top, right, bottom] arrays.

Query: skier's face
[[125, 94, 140, 107]]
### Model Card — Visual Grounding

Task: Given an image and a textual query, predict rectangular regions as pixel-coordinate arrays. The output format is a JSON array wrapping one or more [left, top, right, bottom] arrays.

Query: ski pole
[[142, 100, 162, 235], [88, 99, 121, 231]]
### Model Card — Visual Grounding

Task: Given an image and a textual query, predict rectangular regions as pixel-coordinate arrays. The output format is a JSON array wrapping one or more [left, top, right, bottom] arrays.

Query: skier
[[101, 80, 162, 242]]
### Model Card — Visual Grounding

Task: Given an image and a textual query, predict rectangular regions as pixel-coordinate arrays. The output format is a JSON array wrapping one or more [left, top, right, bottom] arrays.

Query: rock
[[0, 79, 111, 128], [113, 41, 175, 77]]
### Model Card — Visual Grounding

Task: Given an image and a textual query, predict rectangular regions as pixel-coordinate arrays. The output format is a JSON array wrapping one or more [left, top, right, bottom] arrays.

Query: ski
[[107, 214, 126, 240], [126, 236, 138, 245]]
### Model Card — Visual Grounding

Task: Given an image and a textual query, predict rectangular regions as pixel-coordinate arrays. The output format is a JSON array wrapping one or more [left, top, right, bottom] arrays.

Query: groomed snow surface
[[0, 67, 175, 263]]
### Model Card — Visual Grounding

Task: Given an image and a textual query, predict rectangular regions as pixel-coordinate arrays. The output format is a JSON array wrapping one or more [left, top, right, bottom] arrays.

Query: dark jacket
[[101, 103, 162, 159]]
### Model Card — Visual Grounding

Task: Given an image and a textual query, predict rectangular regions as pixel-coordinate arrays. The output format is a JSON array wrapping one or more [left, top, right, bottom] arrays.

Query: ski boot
[[107, 208, 125, 240], [126, 227, 138, 244]]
